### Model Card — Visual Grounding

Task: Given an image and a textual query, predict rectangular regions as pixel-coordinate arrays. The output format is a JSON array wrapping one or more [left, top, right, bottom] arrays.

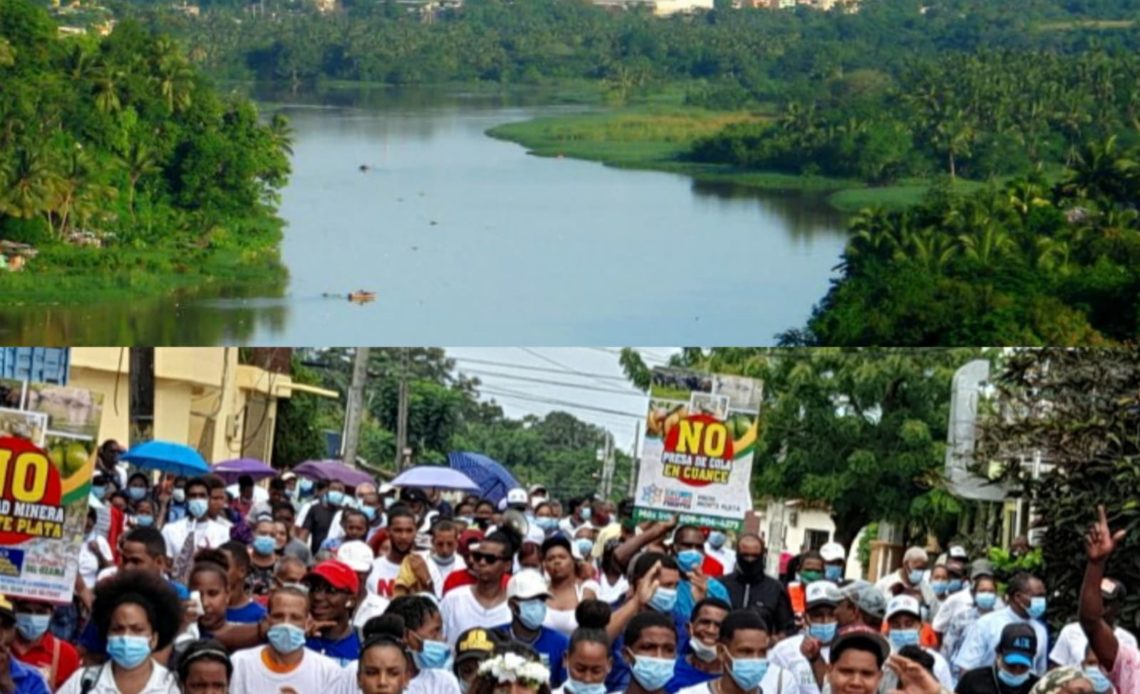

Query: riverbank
[[487, 106, 985, 212]]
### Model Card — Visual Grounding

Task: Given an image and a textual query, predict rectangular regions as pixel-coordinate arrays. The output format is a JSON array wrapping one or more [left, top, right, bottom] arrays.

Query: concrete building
[[69, 348, 337, 465], [653, 0, 714, 14]]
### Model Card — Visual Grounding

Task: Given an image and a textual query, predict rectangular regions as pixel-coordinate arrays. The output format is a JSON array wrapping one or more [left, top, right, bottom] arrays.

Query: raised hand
[[886, 654, 943, 694], [1086, 505, 1125, 563], [636, 561, 662, 607], [801, 635, 822, 662]]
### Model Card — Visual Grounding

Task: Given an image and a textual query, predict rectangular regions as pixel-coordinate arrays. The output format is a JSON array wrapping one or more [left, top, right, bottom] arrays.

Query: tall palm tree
[[116, 141, 159, 221], [267, 113, 295, 157], [957, 220, 1016, 269], [152, 37, 195, 115], [0, 145, 61, 223], [91, 62, 125, 115]]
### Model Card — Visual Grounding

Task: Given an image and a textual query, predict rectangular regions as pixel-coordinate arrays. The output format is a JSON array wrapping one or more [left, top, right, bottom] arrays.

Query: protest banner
[[0, 380, 101, 604], [634, 368, 762, 530]]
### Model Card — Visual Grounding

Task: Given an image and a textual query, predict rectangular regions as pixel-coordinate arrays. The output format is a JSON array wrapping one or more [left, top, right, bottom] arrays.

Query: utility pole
[[341, 347, 370, 467], [627, 427, 640, 497], [600, 431, 615, 497], [395, 348, 410, 470]]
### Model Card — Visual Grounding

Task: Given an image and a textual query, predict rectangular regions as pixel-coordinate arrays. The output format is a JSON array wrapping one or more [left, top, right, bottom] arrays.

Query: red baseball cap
[[305, 560, 360, 594]]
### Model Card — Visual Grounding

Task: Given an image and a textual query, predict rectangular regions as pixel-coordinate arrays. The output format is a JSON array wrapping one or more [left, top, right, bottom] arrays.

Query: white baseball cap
[[506, 488, 528, 505], [947, 545, 969, 560], [820, 542, 846, 562], [378, 482, 396, 495], [337, 541, 375, 573], [506, 569, 551, 601], [528, 484, 547, 496], [805, 581, 842, 608], [885, 594, 922, 620]]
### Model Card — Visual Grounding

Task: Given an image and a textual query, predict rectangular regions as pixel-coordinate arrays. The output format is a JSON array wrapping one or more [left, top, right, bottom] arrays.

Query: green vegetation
[[0, 0, 292, 304]]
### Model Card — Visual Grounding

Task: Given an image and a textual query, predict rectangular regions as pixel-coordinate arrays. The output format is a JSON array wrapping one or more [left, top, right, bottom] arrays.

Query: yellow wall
[[69, 348, 130, 445]]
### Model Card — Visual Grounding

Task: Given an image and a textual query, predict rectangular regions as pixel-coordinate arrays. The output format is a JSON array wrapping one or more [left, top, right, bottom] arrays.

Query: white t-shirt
[[160, 517, 232, 558], [58, 661, 179, 694], [353, 593, 391, 634], [339, 658, 461, 694], [706, 543, 737, 573], [676, 662, 800, 694], [594, 573, 629, 604], [226, 484, 269, 504], [440, 585, 511, 648], [366, 556, 402, 598], [424, 551, 466, 599], [770, 634, 829, 694], [78, 534, 113, 588], [1050, 621, 1138, 667], [230, 646, 348, 694]]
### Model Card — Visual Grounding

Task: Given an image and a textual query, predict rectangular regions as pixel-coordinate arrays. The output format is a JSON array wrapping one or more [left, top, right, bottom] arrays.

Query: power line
[[450, 356, 631, 382], [477, 386, 646, 421], [519, 348, 625, 392], [581, 347, 671, 366], [456, 368, 645, 397]]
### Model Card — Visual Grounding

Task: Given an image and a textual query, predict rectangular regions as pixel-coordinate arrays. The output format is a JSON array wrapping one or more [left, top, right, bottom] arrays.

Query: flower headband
[[477, 652, 550, 687]]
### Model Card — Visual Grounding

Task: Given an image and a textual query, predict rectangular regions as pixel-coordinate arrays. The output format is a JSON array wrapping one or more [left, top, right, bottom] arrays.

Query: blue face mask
[[908, 569, 925, 585], [384, 497, 397, 509], [931, 580, 949, 596], [1084, 666, 1112, 693], [576, 539, 594, 558], [135, 514, 154, 527], [565, 678, 607, 694], [267, 623, 306, 654], [15, 613, 50, 641], [808, 622, 837, 644], [648, 586, 677, 613], [825, 565, 844, 582], [948, 579, 964, 592], [107, 635, 152, 669], [708, 531, 727, 549], [128, 487, 147, 501], [91, 485, 106, 499], [253, 535, 277, 556], [361, 506, 377, 522], [997, 665, 1031, 688], [187, 498, 208, 519], [1027, 596, 1047, 619], [630, 655, 674, 691], [414, 638, 451, 670], [536, 517, 559, 531], [889, 629, 920, 649], [517, 599, 547, 630], [728, 655, 769, 690], [326, 490, 344, 506], [299, 479, 314, 494], [676, 549, 703, 573], [975, 592, 997, 610], [580, 507, 592, 521]]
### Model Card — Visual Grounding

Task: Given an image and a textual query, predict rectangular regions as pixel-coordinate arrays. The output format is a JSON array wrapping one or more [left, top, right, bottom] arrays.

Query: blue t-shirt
[[493, 624, 568, 687], [605, 601, 689, 693], [79, 579, 189, 655], [665, 654, 717, 693], [307, 630, 360, 667], [10, 656, 50, 694], [226, 601, 267, 624]]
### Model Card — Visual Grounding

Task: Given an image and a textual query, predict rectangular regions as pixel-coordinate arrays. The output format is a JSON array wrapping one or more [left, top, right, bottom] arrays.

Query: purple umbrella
[[213, 458, 277, 484], [391, 465, 481, 492], [294, 459, 376, 488]]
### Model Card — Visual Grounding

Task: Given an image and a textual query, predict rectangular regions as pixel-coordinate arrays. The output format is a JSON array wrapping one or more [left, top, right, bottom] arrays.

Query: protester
[[1078, 506, 1138, 694], [543, 537, 598, 638], [356, 616, 415, 694], [187, 550, 232, 640], [338, 541, 389, 634], [934, 560, 1000, 652], [80, 508, 115, 592], [163, 477, 233, 584], [10, 596, 81, 689], [673, 609, 796, 694], [664, 598, 732, 691], [595, 541, 629, 606], [955, 623, 1041, 694], [941, 573, 1000, 673], [441, 530, 517, 648], [271, 502, 313, 566], [770, 581, 843, 694], [0, 594, 52, 694], [820, 543, 850, 586], [368, 506, 417, 600], [174, 638, 231, 694], [217, 541, 267, 625], [669, 525, 730, 628], [824, 628, 889, 694], [228, 585, 346, 690], [720, 533, 796, 638], [494, 570, 568, 687], [301, 481, 349, 552], [454, 628, 503, 694], [1051, 578, 1134, 668], [247, 518, 278, 600], [835, 581, 886, 632], [623, 612, 678, 694], [303, 560, 362, 665], [953, 573, 1049, 676], [786, 551, 825, 623], [875, 547, 939, 622], [883, 595, 954, 688], [381, 597, 461, 693], [58, 570, 183, 694], [930, 565, 953, 603]]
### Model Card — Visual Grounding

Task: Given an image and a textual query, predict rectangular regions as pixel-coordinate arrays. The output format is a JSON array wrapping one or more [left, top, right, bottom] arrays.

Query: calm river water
[[0, 87, 848, 345]]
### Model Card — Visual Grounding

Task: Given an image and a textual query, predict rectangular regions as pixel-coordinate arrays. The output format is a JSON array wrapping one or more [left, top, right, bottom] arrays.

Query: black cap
[[830, 626, 890, 668], [997, 623, 1037, 667], [400, 487, 429, 505]]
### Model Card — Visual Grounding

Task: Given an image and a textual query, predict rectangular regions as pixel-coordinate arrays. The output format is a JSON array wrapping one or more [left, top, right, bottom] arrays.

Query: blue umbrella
[[447, 452, 520, 504], [122, 440, 209, 477]]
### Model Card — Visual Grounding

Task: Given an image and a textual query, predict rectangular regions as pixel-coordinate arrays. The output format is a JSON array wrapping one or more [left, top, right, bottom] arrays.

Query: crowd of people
[[0, 441, 1135, 694]]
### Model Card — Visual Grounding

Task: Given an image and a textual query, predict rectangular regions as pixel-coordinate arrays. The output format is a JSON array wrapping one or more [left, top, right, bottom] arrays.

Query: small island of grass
[[0, 0, 292, 306]]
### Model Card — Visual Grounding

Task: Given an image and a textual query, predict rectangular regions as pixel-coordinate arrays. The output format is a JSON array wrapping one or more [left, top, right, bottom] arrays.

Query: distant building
[[653, 0, 714, 15]]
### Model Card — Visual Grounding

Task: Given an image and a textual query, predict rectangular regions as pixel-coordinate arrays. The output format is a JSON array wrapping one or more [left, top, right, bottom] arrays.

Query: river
[[0, 87, 849, 345]]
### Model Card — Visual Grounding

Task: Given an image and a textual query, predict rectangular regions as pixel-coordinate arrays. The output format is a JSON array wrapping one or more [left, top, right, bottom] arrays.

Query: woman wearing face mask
[[132, 499, 159, 530], [11, 597, 81, 689], [544, 537, 599, 638], [930, 565, 953, 603], [941, 575, 999, 667], [248, 519, 278, 601], [594, 541, 628, 606], [127, 473, 152, 505], [57, 570, 183, 693], [553, 602, 614, 694], [380, 596, 462, 693], [1079, 647, 1114, 694]]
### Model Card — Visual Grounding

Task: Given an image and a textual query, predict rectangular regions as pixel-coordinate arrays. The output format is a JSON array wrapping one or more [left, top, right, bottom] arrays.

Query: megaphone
[[501, 508, 530, 541]]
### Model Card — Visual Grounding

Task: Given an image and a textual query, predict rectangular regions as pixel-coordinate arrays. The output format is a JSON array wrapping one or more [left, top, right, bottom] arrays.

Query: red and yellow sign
[[0, 437, 68, 544]]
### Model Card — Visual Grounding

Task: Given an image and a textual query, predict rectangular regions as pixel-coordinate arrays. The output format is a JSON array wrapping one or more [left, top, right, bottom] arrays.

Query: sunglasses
[[470, 551, 507, 565]]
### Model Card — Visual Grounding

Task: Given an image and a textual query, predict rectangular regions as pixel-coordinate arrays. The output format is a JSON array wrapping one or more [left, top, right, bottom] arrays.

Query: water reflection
[[691, 180, 849, 243]]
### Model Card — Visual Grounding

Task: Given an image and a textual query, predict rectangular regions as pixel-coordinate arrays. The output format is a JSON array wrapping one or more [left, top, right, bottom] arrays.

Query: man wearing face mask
[[674, 609, 797, 694], [1050, 578, 1135, 668], [953, 573, 1048, 677], [721, 534, 796, 640], [624, 612, 679, 694], [162, 477, 233, 582], [326, 482, 377, 546], [560, 498, 594, 538], [9, 597, 80, 690], [602, 553, 683, 693], [874, 548, 940, 624], [955, 624, 1040, 694], [300, 481, 349, 552], [493, 569, 569, 688], [883, 596, 954, 689], [770, 581, 843, 694], [820, 544, 851, 587], [162, 476, 188, 524], [671, 526, 731, 629]]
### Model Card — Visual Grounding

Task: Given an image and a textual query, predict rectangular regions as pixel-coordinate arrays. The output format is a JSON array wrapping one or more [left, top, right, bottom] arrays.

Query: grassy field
[[488, 106, 962, 213]]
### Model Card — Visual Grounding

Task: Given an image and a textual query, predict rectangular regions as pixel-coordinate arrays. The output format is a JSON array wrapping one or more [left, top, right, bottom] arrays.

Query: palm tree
[[268, 113, 295, 157], [1063, 136, 1139, 203], [957, 220, 1016, 269], [152, 37, 195, 115], [91, 62, 125, 115], [0, 146, 61, 224], [902, 227, 958, 274], [116, 141, 160, 221]]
